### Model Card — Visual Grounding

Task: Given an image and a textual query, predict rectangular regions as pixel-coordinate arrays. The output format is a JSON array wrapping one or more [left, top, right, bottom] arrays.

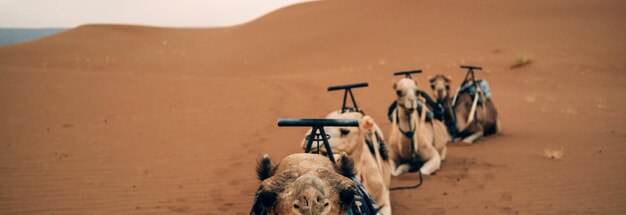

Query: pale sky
[[0, 0, 309, 28]]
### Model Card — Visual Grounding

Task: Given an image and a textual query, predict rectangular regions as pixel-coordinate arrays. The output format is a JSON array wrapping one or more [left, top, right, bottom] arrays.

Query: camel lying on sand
[[253, 153, 359, 215], [388, 78, 449, 176], [302, 111, 392, 215], [429, 74, 499, 144]]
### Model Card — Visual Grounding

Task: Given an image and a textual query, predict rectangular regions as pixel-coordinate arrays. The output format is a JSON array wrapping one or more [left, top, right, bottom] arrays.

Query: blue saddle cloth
[[459, 79, 492, 100]]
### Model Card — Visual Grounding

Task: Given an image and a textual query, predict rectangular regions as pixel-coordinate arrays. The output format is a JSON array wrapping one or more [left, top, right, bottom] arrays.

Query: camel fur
[[254, 153, 359, 215], [388, 78, 449, 176], [429, 74, 499, 144]]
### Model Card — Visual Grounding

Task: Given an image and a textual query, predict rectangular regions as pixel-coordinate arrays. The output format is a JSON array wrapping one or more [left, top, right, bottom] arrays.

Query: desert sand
[[1, 0, 625, 214]]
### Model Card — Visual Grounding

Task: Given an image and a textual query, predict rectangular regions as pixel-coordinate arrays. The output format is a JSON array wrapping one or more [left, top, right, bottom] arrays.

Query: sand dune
[[1, 0, 625, 214]]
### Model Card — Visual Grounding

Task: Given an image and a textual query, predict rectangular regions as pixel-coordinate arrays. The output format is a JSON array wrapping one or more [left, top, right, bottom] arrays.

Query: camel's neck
[[349, 133, 367, 172], [396, 107, 414, 130], [393, 106, 421, 161], [395, 107, 418, 145], [438, 96, 456, 125]]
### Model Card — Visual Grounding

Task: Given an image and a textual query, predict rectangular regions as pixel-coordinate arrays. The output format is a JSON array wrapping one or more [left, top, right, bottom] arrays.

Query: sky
[[0, 0, 309, 28]]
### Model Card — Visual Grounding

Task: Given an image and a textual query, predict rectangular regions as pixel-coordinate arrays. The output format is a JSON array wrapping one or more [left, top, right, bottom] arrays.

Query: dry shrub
[[511, 53, 533, 69], [544, 146, 564, 160]]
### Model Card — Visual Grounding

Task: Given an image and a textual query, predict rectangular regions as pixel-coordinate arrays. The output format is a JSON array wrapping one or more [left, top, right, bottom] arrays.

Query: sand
[[1, 0, 625, 214]]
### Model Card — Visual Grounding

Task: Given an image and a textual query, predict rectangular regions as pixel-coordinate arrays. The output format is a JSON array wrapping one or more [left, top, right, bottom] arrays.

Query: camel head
[[301, 111, 375, 158], [254, 153, 358, 215], [429, 74, 451, 101], [393, 78, 421, 112]]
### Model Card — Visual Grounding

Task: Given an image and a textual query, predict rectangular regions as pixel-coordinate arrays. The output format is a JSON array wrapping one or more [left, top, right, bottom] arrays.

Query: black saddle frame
[[328, 82, 369, 113]]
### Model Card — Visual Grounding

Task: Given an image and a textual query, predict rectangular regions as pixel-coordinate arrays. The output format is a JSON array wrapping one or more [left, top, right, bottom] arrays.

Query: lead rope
[[478, 86, 488, 121], [389, 99, 424, 191], [468, 81, 492, 125]]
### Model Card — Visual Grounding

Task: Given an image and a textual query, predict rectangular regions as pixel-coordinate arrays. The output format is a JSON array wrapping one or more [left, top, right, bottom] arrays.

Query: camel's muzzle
[[400, 99, 418, 113], [436, 89, 446, 99]]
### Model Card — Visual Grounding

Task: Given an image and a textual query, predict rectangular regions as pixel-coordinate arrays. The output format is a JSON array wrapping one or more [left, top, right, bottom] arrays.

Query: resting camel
[[253, 153, 359, 215], [388, 78, 449, 176], [429, 74, 499, 144], [302, 111, 392, 215]]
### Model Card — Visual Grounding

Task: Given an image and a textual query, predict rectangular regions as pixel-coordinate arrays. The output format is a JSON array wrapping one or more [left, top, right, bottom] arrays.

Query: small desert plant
[[544, 146, 564, 160], [511, 53, 533, 69]]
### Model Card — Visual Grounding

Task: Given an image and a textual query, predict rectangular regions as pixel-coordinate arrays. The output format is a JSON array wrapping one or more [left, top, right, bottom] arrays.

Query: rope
[[389, 170, 423, 191], [467, 92, 479, 124], [388, 97, 428, 191]]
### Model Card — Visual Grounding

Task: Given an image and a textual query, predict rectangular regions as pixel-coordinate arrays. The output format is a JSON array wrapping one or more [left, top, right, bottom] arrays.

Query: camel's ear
[[360, 116, 374, 131], [414, 79, 419, 87], [256, 154, 275, 181], [428, 75, 435, 83], [445, 75, 452, 82], [257, 188, 278, 209], [392, 81, 397, 90], [335, 153, 356, 178], [339, 185, 357, 208]]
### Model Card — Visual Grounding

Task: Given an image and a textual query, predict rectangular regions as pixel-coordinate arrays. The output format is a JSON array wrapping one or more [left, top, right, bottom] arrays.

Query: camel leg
[[388, 141, 410, 177], [440, 147, 447, 161], [419, 150, 441, 175], [391, 163, 410, 177], [377, 189, 392, 215], [379, 202, 392, 215], [462, 131, 483, 144]]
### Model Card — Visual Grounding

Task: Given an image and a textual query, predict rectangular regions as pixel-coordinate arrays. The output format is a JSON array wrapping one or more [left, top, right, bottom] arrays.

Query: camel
[[429, 74, 499, 144], [302, 111, 392, 215], [252, 153, 360, 215], [388, 78, 449, 176]]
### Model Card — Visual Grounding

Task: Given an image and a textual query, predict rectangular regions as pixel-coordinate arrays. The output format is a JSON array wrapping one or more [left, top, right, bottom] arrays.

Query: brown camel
[[429, 74, 499, 144], [253, 153, 359, 215]]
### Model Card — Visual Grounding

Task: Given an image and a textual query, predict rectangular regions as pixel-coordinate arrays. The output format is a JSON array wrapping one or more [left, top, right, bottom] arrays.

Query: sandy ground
[[1, 0, 625, 214]]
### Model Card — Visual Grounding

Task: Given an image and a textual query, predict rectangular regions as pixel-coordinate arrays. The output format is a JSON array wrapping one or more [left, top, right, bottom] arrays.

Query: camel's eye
[[446, 85, 450, 90], [396, 90, 403, 96], [431, 85, 435, 90], [324, 202, 329, 207], [340, 128, 350, 136], [293, 204, 300, 209]]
